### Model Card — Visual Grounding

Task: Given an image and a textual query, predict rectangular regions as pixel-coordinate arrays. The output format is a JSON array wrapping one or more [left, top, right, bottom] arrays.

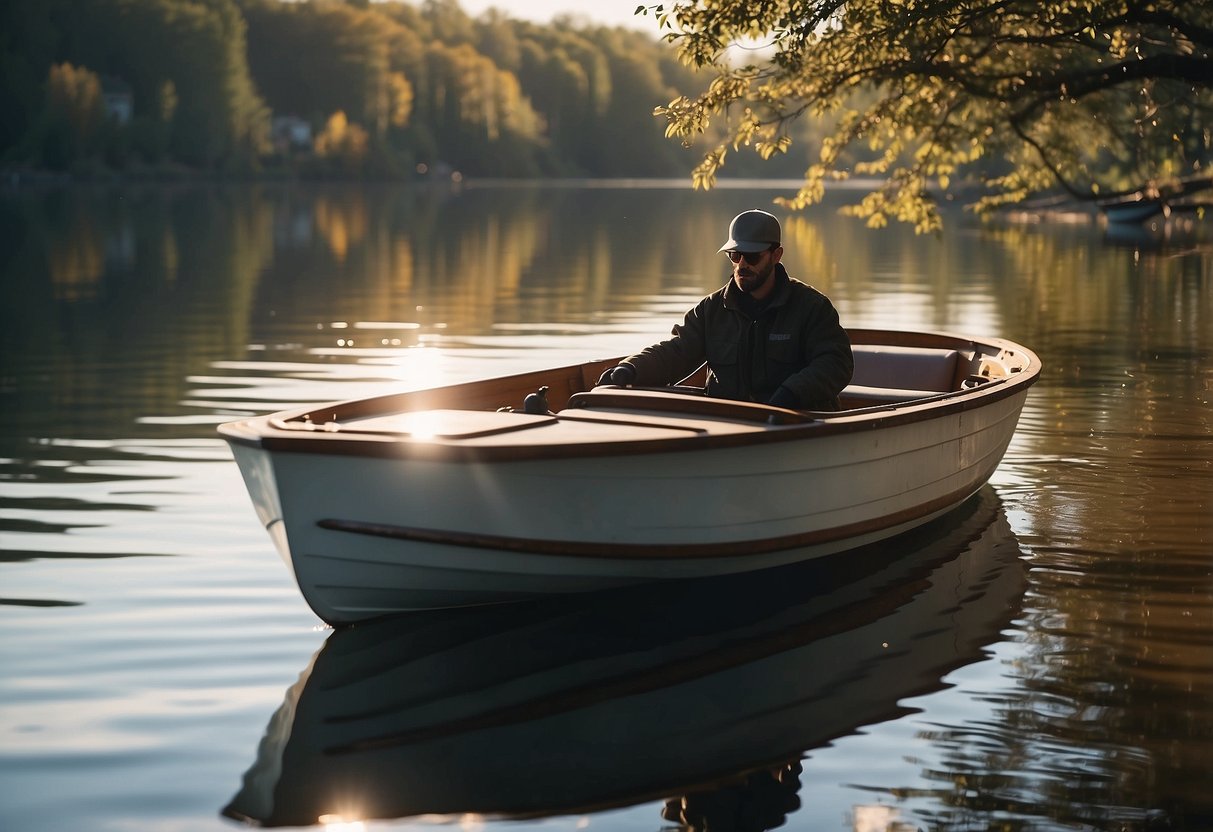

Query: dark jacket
[[623, 265, 853, 410]]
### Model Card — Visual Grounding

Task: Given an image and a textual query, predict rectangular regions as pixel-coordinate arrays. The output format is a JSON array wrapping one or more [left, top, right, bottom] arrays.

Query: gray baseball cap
[[718, 209, 782, 253]]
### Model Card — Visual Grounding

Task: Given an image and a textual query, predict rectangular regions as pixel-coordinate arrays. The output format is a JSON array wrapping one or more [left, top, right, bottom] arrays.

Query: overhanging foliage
[[650, 0, 1213, 231]]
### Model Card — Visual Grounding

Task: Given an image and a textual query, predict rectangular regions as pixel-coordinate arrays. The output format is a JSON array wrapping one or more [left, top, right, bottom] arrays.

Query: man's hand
[[768, 386, 799, 409], [596, 365, 637, 387]]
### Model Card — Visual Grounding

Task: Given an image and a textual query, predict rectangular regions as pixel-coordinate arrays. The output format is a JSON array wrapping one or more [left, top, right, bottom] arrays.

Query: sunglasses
[[725, 246, 776, 265]]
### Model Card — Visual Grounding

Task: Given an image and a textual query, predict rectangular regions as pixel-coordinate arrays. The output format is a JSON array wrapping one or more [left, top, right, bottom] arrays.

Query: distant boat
[[222, 487, 1026, 828], [219, 328, 1040, 624], [1098, 174, 1213, 225], [1099, 194, 1169, 225]]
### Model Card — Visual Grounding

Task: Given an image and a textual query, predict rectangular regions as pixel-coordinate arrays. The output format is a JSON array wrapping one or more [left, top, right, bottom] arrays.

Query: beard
[[734, 260, 775, 294]]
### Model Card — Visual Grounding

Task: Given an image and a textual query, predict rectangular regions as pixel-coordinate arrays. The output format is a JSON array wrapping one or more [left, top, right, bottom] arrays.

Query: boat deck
[[316, 394, 779, 446]]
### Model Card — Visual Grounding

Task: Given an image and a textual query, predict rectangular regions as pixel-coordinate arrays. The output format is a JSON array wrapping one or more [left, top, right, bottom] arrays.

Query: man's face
[[728, 246, 782, 296]]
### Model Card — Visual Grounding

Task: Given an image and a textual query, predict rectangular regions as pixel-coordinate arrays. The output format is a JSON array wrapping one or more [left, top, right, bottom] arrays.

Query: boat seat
[[850, 345, 961, 392], [838, 345, 963, 408]]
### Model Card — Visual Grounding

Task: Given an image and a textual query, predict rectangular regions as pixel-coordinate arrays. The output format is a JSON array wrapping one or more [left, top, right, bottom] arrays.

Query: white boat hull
[[221, 329, 1040, 623]]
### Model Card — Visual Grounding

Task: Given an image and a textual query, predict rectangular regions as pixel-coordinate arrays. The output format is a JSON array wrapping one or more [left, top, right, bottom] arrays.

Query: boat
[[1098, 174, 1213, 225], [218, 328, 1040, 624], [1099, 194, 1169, 225], [222, 488, 1027, 828]]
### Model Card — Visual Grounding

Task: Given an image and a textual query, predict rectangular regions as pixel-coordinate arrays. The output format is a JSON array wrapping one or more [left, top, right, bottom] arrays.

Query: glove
[[767, 386, 799, 409], [596, 364, 637, 387]]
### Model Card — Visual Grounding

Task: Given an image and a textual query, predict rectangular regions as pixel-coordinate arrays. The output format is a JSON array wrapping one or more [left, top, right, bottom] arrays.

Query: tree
[[241, 0, 393, 139], [39, 62, 104, 169], [37, 0, 268, 169], [653, 1, 1213, 231], [0, 2, 61, 158], [421, 41, 545, 174], [511, 20, 701, 177], [314, 110, 370, 174]]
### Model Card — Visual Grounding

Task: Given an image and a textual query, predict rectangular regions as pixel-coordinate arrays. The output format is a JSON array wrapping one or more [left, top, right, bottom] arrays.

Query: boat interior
[[263, 331, 1032, 440]]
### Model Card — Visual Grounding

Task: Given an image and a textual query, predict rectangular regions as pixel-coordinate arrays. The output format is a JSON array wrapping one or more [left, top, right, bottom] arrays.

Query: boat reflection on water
[[223, 487, 1027, 829], [661, 761, 806, 832]]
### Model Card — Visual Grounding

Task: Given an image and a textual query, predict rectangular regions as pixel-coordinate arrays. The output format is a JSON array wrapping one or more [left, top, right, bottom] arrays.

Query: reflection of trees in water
[[897, 690, 1189, 830], [861, 222, 1212, 829], [827, 639, 1208, 832], [985, 220, 1212, 551], [870, 510, 1212, 827], [941, 213, 1213, 832], [246, 184, 800, 343], [0, 186, 275, 444], [924, 568, 1213, 831], [662, 762, 803, 832]]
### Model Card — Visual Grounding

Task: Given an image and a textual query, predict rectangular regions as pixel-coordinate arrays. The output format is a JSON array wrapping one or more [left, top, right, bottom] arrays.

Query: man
[[597, 209, 853, 410]]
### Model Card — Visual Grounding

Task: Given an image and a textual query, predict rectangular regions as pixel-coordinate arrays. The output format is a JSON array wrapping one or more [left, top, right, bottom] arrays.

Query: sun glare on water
[[384, 343, 452, 389]]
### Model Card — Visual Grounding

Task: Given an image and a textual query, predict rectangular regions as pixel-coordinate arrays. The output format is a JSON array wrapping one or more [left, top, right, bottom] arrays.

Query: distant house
[[271, 116, 313, 153], [101, 77, 133, 125]]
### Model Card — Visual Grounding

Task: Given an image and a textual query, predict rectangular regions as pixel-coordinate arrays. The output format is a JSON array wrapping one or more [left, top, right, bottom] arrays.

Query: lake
[[1, 181, 1210, 832]]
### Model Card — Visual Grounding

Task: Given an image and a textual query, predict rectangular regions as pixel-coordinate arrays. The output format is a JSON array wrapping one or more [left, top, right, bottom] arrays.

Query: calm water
[[0, 182, 1210, 832]]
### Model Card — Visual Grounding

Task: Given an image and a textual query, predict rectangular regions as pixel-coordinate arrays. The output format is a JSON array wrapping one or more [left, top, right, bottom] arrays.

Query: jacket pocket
[[765, 335, 804, 383], [765, 334, 800, 364]]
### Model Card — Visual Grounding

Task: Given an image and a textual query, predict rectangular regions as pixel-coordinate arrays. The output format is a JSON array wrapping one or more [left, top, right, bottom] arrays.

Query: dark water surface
[[1, 182, 1210, 832]]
